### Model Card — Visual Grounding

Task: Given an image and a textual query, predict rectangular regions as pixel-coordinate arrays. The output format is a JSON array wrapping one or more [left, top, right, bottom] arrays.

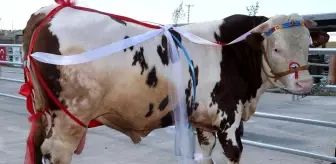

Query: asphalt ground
[[0, 67, 335, 164]]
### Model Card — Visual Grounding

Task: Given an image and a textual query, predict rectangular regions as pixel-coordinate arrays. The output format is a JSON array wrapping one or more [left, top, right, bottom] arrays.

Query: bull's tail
[[22, 7, 51, 164], [33, 117, 45, 164], [25, 116, 46, 164]]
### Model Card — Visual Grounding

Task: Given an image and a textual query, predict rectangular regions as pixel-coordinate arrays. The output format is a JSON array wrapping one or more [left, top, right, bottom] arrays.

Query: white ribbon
[[290, 73, 295, 79], [31, 28, 164, 65], [163, 25, 180, 63], [30, 25, 251, 65], [173, 27, 251, 46]]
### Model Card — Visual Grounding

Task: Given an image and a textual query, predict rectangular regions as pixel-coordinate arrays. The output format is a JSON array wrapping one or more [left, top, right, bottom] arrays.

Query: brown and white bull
[[22, 2, 328, 164]]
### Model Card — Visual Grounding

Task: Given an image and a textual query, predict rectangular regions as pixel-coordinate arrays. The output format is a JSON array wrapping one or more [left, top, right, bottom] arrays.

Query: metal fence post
[[292, 94, 299, 101], [332, 148, 336, 164]]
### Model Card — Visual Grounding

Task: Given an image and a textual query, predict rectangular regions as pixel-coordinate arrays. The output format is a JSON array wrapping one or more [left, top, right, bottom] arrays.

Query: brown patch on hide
[[24, 13, 63, 111]]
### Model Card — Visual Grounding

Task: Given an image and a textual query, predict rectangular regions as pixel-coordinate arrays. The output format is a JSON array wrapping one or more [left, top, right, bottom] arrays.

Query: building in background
[[0, 30, 23, 64], [0, 30, 23, 44]]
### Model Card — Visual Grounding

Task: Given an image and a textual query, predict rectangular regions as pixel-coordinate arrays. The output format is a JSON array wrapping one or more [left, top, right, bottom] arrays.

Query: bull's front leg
[[195, 128, 216, 164], [217, 127, 243, 164], [217, 103, 244, 164]]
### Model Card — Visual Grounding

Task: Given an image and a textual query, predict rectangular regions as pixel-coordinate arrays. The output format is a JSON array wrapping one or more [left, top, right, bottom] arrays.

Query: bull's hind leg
[[196, 128, 216, 164], [41, 110, 87, 164]]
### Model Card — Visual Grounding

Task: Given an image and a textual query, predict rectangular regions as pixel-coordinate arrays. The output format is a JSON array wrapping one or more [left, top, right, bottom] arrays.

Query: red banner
[[0, 46, 6, 66]]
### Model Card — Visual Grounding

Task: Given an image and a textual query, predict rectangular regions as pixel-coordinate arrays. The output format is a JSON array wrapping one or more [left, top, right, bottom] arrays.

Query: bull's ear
[[245, 33, 265, 50], [303, 19, 318, 27], [310, 31, 330, 48]]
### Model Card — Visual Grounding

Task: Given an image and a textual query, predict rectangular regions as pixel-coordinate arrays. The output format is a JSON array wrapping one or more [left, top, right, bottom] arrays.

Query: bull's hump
[[34, 4, 58, 15], [25, 20, 63, 110], [207, 14, 267, 126]]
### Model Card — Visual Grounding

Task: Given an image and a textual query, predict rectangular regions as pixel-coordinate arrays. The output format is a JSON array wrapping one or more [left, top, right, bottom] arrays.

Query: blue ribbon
[[264, 20, 304, 36], [171, 34, 197, 129]]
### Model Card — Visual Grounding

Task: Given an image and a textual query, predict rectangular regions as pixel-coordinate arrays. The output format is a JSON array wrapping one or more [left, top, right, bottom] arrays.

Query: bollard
[[332, 148, 336, 164]]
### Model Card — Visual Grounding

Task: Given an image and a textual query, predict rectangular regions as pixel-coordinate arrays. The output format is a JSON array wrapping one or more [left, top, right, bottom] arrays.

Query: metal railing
[[0, 44, 25, 100], [257, 47, 336, 162], [248, 112, 336, 163], [242, 140, 336, 163], [254, 112, 336, 128], [0, 44, 335, 163]]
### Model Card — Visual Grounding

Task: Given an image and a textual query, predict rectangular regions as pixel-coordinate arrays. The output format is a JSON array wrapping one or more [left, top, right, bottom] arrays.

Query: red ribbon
[[24, 111, 45, 164], [289, 61, 300, 79], [19, 83, 34, 115]]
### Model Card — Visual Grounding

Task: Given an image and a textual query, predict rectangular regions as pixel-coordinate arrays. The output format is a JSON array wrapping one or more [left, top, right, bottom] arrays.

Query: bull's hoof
[[197, 159, 216, 164], [194, 153, 215, 164], [197, 159, 215, 164]]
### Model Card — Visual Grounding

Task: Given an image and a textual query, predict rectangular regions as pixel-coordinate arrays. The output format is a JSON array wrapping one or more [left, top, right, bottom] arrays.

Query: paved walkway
[[0, 67, 335, 164]]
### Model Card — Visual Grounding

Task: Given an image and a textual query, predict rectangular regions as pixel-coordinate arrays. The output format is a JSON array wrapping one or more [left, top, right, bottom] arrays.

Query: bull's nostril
[[295, 82, 303, 89], [294, 79, 314, 93]]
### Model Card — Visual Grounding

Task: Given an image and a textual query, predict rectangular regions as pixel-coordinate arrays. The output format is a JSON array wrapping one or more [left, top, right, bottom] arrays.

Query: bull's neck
[[260, 52, 273, 94], [176, 19, 270, 102], [259, 66, 272, 97], [216, 35, 265, 104]]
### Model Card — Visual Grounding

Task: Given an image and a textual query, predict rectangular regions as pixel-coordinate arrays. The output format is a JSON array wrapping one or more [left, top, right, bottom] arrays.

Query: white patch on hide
[[224, 100, 243, 146], [242, 82, 270, 121], [212, 108, 227, 127]]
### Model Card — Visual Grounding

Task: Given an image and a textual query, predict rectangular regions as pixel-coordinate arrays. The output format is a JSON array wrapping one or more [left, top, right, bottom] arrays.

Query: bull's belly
[[57, 45, 221, 131], [98, 82, 172, 131], [59, 61, 174, 131]]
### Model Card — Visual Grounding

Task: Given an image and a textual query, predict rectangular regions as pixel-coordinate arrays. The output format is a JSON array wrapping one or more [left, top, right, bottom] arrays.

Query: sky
[[1, 0, 336, 30]]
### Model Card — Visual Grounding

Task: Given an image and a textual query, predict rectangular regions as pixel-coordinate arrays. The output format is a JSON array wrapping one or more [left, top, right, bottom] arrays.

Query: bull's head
[[247, 14, 329, 94]]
